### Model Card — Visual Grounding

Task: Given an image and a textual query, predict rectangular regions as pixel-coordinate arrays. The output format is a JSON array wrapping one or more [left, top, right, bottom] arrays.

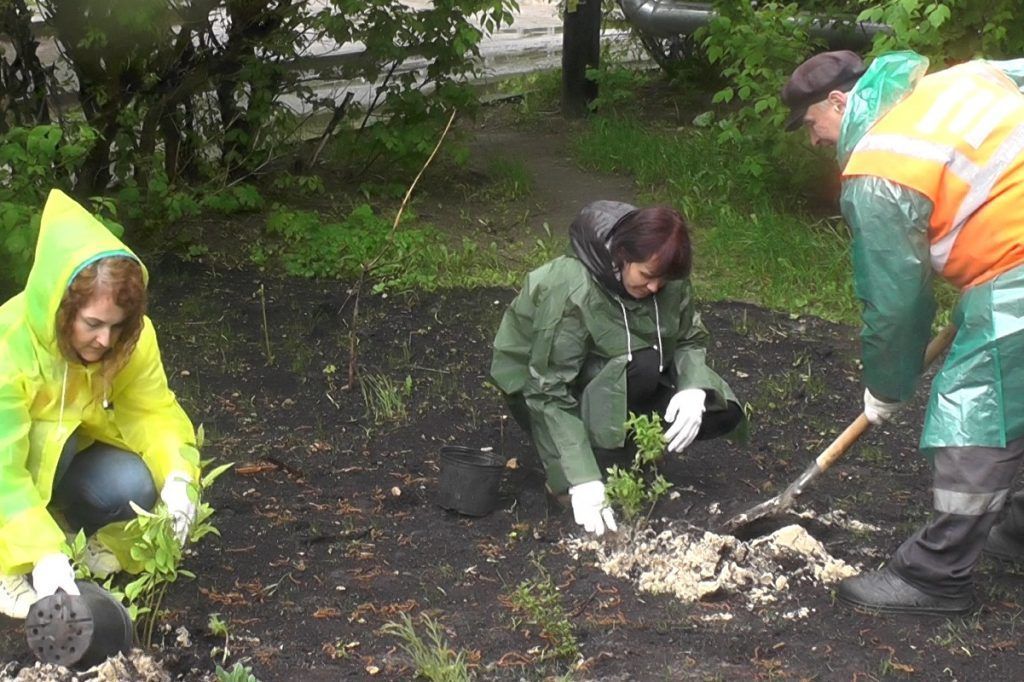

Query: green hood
[[838, 51, 930, 167], [24, 190, 146, 354]]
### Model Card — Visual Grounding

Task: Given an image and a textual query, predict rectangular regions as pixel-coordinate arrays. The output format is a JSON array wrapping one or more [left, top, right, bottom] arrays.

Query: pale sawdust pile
[[0, 651, 171, 682], [566, 523, 860, 619]]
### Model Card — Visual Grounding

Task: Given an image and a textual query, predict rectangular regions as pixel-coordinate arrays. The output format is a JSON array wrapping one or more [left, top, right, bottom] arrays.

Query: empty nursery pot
[[437, 446, 506, 516], [25, 580, 133, 669]]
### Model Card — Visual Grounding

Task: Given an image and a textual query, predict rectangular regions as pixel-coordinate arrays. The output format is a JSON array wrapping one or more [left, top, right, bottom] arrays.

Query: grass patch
[[572, 115, 862, 323], [483, 157, 534, 202], [249, 204, 562, 292], [381, 614, 471, 682]]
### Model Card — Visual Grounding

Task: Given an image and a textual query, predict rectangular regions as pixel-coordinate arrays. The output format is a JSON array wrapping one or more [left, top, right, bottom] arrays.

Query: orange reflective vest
[[843, 62, 1024, 289]]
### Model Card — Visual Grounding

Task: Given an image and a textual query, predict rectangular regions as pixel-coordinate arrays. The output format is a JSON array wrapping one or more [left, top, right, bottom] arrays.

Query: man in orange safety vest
[[782, 49, 1024, 615]]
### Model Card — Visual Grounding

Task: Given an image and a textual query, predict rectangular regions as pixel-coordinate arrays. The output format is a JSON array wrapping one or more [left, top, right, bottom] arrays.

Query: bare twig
[[345, 108, 458, 388], [258, 283, 274, 364]]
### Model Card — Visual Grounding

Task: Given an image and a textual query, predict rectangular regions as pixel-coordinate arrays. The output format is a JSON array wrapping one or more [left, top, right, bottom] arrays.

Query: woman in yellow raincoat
[[0, 190, 200, 619]]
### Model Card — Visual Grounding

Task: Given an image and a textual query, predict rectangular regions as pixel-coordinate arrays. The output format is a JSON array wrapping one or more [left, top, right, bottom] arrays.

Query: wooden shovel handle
[[814, 323, 958, 471]]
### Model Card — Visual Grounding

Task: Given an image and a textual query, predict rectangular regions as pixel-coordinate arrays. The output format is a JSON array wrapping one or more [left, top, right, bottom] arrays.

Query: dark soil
[[4, 108, 1024, 682]]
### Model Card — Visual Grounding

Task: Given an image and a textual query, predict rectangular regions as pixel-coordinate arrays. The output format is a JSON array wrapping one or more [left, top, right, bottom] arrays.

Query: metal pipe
[[618, 0, 888, 49]]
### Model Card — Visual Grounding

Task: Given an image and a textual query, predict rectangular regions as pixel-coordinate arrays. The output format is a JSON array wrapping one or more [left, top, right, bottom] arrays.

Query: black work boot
[[983, 523, 1024, 562], [836, 566, 975, 616]]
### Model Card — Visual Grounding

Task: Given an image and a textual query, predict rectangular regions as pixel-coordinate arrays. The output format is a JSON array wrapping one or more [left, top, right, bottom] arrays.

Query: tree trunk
[[0, 0, 52, 130], [561, 0, 602, 119]]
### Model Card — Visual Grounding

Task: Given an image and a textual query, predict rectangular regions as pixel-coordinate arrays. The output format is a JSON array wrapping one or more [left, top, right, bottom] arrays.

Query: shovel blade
[[720, 495, 786, 534], [720, 461, 822, 534]]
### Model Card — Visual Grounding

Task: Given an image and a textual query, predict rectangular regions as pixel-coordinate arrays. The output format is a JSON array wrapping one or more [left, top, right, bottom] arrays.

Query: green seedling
[[215, 662, 261, 682], [605, 412, 673, 526], [360, 373, 412, 424], [122, 428, 233, 646], [380, 613, 470, 682], [208, 612, 231, 665], [506, 560, 579, 662]]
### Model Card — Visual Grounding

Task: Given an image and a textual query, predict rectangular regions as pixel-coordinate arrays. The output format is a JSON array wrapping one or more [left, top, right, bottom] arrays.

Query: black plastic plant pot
[[25, 580, 133, 669], [437, 446, 506, 517]]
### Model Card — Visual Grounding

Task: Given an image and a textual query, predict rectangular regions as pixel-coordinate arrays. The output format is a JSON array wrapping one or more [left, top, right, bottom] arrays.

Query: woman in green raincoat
[[0, 190, 200, 619], [782, 50, 1024, 614], [491, 201, 743, 536]]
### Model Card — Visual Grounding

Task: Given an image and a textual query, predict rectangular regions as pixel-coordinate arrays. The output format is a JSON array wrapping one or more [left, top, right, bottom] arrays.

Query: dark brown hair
[[609, 206, 692, 279], [56, 257, 147, 377]]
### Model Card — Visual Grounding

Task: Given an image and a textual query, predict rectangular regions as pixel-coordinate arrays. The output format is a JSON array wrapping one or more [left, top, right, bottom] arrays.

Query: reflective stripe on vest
[[843, 63, 1024, 288]]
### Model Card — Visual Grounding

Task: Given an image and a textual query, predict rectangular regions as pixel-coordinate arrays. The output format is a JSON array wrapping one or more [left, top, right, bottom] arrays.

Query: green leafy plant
[[860, 0, 1024, 62], [506, 560, 579, 662], [380, 613, 470, 682], [214, 662, 261, 682], [584, 62, 651, 114], [122, 431, 233, 646], [604, 412, 673, 525], [696, 1, 819, 177]]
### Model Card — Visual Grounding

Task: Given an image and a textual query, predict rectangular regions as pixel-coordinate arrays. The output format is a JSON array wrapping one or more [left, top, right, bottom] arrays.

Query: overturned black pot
[[25, 580, 133, 669], [437, 446, 506, 517]]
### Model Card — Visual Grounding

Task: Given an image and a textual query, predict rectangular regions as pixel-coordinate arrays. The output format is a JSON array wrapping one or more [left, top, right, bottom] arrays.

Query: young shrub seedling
[[604, 412, 673, 528], [505, 559, 579, 663], [124, 458, 232, 646], [380, 613, 470, 682], [120, 427, 233, 647]]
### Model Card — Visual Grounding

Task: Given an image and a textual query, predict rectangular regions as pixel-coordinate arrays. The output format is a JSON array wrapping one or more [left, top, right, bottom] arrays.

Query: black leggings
[[592, 348, 743, 469], [627, 347, 743, 440]]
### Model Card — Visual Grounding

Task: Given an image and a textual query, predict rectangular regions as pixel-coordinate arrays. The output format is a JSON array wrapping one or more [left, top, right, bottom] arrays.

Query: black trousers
[[595, 347, 743, 470], [892, 435, 1024, 597]]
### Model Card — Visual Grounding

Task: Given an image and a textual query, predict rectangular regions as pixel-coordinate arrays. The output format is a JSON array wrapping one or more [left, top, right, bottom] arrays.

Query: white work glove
[[664, 388, 706, 453], [160, 471, 197, 544], [31, 553, 80, 598], [568, 480, 618, 537], [863, 388, 904, 425]]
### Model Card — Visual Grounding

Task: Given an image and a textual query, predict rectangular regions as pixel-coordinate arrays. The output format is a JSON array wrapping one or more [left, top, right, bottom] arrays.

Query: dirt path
[[467, 116, 638, 235]]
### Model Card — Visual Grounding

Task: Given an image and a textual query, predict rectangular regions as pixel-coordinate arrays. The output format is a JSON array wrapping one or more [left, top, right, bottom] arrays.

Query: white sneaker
[[83, 537, 121, 579], [0, 574, 38, 619]]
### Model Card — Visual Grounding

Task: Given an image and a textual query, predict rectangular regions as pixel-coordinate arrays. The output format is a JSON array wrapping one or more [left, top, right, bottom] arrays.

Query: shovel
[[720, 323, 958, 535]]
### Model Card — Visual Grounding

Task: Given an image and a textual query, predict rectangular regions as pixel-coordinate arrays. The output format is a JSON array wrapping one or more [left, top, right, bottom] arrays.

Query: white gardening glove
[[568, 480, 618, 537], [160, 471, 197, 544], [31, 553, 80, 599], [863, 388, 904, 425], [664, 388, 706, 453]]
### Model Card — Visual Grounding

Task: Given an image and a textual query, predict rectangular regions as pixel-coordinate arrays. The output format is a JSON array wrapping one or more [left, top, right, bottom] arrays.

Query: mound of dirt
[[0, 651, 170, 682], [568, 522, 860, 618]]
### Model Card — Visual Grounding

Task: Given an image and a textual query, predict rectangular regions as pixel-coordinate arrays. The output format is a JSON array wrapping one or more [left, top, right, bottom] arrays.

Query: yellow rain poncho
[[0, 190, 199, 576]]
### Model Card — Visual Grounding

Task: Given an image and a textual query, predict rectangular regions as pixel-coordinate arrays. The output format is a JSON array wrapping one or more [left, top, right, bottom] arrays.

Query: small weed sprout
[[360, 373, 413, 424], [605, 412, 673, 526], [208, 613, 231, 665], [506, 561, 579, 662], [380, 613, 470, 682], [65, 529, 95, 581]]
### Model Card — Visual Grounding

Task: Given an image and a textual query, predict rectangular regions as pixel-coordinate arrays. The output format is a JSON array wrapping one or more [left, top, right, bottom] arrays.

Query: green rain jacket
[[491, 201, 738, 493], [838, 52, 1024, 450], [0, 190, 199, 576]]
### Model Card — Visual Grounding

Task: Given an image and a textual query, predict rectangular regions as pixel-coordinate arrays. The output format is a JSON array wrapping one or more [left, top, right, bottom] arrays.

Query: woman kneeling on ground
[[0, 190, 200, 619], [491, 200, 743, 536]]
